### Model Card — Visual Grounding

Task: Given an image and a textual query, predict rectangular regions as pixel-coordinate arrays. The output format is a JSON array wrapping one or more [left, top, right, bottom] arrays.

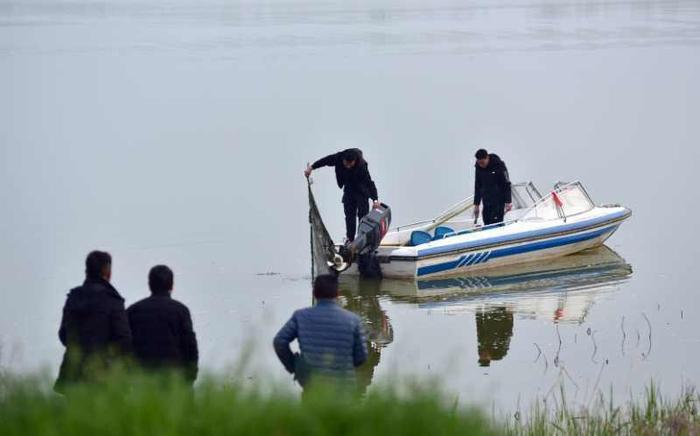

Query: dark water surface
[[1, 0, 699, 412]]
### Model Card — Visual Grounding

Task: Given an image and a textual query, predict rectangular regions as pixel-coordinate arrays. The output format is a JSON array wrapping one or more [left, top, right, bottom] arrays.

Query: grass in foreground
[[0, 371, 497, 436], [509, 385, 700, 436], [2, 370, 700, 435]]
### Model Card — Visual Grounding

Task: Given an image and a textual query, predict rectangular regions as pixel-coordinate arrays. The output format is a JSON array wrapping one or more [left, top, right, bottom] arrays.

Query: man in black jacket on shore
[[473, 149, 513, 225], [55, 251, 132, 393], [127, 265, 198, 385], [304, 148, 380, 242]]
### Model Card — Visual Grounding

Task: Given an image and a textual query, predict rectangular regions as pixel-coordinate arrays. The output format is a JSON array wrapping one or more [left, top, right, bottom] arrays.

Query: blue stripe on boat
[[470, 252, 488, 265], [416, 224, 619, 277], [458, 254, 474, 268], [464, 253, 479, 266], [417, 210, 629, 257]]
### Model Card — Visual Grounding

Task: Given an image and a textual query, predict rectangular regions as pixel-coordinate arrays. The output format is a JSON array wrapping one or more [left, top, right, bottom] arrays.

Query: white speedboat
[[338, 181, 631, 279]]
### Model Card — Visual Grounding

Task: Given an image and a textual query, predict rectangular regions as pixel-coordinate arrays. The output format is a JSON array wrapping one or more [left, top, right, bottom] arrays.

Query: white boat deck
[[381, 206, 629, 260], [340, 181, 631, 279]]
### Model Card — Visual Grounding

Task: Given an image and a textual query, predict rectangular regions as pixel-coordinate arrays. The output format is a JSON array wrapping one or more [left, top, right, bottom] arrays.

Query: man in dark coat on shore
[[473, 148, 513, 225], [273, 274, 367, 393], [55, 251, 132, 392], [127, 265, 198, 385], [304, 148, 380, 242]]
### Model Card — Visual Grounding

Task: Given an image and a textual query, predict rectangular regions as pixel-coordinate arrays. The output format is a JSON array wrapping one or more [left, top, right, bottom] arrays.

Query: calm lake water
[[2, 0, 699, 413]]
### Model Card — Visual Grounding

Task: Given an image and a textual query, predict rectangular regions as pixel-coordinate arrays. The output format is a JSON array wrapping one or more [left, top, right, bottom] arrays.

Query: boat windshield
[[520, 182, 594, 221], [511, 181, 542, 210]]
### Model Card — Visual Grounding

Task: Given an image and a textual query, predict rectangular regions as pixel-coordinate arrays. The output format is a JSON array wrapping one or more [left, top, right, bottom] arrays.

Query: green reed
[[0, 370, 496, 436], [508, 384, 700, 435], [1, 368, 698, 436]]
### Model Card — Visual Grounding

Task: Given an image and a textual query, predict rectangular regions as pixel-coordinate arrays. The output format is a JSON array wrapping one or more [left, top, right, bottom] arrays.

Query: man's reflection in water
[[338, 279, 393, 394], [476, 306, 513, 367]]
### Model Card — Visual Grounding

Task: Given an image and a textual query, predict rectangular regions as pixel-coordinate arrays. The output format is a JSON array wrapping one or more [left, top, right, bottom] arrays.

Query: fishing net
[[308, 179, 337, 278]]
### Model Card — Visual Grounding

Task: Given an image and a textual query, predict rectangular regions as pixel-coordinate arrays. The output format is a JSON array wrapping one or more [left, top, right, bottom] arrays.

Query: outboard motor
[[330, 203, 391, 277]]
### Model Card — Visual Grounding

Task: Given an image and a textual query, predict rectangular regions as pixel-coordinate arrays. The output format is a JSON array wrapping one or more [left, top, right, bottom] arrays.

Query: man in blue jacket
[[273, 274, 368, 392]]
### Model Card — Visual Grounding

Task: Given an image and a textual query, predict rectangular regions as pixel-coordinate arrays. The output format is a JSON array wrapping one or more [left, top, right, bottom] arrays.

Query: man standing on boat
[[304, 148, 380, 243], [473, 149, 512, 225]]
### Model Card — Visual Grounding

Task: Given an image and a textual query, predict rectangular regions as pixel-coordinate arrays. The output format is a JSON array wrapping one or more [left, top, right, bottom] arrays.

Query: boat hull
[[397, 224, 618, 278], [349, 209, 630, 279]]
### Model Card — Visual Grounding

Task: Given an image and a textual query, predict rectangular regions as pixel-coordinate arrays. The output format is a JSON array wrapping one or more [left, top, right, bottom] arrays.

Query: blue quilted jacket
[[273, 299, 367, 385]]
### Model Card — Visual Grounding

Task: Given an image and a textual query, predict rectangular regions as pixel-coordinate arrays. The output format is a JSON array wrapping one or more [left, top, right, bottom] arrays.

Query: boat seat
[[433, 226, 455, 240], [409, 230, 433, 246]]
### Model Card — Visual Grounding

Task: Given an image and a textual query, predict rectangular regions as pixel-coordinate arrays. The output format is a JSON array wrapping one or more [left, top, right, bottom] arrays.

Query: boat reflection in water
[[380, 246, 632, 323], [338, 246, 632, 372], [337, 280, 394, 394]]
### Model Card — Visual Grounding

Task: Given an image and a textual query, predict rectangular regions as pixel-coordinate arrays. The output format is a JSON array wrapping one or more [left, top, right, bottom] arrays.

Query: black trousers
[[482, 202, 505, 226], [343, 192, 370, 241]]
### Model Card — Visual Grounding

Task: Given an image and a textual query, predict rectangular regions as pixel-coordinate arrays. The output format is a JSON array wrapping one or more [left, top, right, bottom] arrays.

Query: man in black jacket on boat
[[305, 148, 380, 242], [473, 149, 512, 225]]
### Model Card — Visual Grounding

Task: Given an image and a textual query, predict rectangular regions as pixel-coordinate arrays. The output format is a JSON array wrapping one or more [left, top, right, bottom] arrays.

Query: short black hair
[[149, 265, 174, 294], [342, 149, 360, 162], [475, 149, 488, 160], [313, 274, 338, 299], [85, 250, 111, 280]]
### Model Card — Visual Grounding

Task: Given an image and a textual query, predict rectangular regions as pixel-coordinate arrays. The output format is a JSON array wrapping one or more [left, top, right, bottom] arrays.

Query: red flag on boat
[[552, 191, 564, 207]]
